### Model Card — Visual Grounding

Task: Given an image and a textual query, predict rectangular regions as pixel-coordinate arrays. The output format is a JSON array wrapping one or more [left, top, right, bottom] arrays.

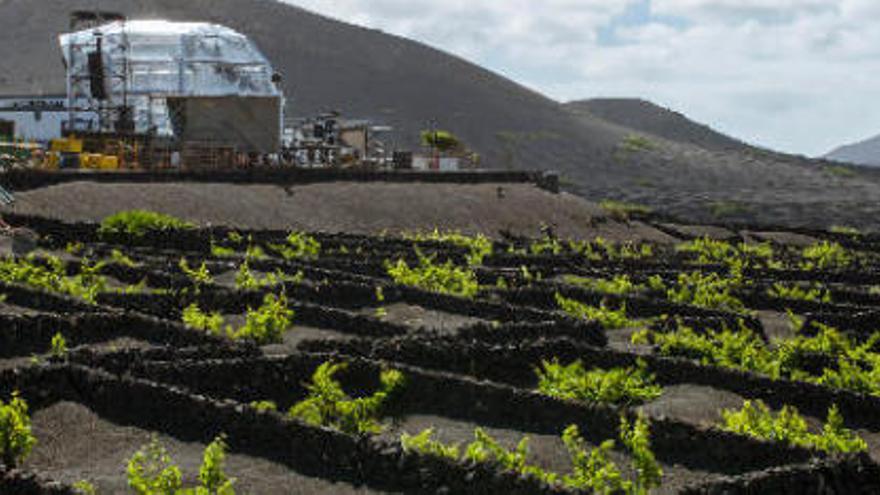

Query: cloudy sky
[[283, 0, 880, 156]]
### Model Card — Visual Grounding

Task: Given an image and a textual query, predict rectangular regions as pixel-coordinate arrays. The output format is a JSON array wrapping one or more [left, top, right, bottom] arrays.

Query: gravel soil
[[361, 302, 485, 334], [25, 401, 393, 494], [3, 182, 677, 242]]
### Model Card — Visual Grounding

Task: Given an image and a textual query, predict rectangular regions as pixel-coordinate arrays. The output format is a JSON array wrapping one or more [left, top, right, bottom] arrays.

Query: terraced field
[[1, 211, 880, 494]]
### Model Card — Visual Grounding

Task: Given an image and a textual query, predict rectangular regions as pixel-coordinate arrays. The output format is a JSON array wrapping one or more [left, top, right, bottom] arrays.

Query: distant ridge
[[565, 98, 754, 153], [826, 134, 880, 166]]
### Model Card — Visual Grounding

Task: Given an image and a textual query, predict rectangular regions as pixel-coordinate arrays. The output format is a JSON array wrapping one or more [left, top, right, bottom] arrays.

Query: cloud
[[283, 0, 880, 156]]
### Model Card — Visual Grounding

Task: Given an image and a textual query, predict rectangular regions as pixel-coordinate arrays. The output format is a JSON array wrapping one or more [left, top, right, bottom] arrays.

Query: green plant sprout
[[126, 434, 235, 494], [634, 317, 880, 396], [536, 359, 662, 406], [0, 255, 107, 303], [288, 361, 405, 435], [599, 200, 652, 222], [665, 271, 747, 313], [386, 250, 478, 298], [227, 293, 294, 344], [179, 258, 213, 289], [182, 303, 225, 335], [99, 210, 194, 238], [50, 332, 68, 358], [210, 241, 236, 258], [0, 391, 36, 468], [268, 232, 321, 260], [801, 241, 852, 271], [767, 282, 832, 303], [720, 401, 866, 455], [402, 413, 661, 494], [562, 274, 642, 295], [182, 294, 293, 345], [555, 293, 637, 330]]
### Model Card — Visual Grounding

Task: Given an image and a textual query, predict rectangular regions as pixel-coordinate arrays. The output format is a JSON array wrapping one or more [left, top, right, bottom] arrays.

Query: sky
[[282, 0, 880, 156]]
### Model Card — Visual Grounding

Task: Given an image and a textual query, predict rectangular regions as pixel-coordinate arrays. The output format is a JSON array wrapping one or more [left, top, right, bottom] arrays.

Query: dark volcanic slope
[[5, 0, 880, 230], [826, 134, 880, 167], [566, 98, 754, 153], [0, 0, 619, 170]]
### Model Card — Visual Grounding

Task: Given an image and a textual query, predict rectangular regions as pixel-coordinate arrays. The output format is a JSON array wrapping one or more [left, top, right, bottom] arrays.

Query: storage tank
[[59, 20, 284, 152]]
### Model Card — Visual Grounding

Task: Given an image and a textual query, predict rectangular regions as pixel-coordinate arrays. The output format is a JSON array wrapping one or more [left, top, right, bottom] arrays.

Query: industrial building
[[0, 12, 418, 171], [0, 95, 97, 142], [61, 19, 284, 157]]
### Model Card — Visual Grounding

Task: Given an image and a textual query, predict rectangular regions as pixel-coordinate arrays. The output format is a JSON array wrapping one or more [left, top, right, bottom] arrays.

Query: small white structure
[[59, 20, 284, 151], [0, 95, 97, 142], [412, 155, 460, 171]]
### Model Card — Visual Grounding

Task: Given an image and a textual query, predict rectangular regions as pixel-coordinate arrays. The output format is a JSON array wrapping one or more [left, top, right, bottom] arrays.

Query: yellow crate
[[99, 155, 119, 170], [50, 138, 83, 153], [45, 153, 60, 170], [80, 153, 100, 169]]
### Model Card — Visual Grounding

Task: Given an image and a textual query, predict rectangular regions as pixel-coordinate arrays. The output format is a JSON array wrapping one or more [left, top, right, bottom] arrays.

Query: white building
[[59, 20, 285, 152], [0, 95, 97, 143]]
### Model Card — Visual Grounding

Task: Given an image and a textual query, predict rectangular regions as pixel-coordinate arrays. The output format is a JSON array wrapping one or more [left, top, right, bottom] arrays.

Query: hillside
[[2, 181, 674, 242], [5, 0, 880, 230], [826, 134, 880, 166], [565, 98, 754, 153]]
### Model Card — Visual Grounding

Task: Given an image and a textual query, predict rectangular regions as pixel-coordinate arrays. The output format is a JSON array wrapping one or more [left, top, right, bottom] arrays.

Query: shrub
[[0, 392, 36, 467], [620, 134, 655, 153], [767, 282, 832, 303], [830, 225, 860, 236], [228, 294, 293, 345], [403, 414, 662, 494], [198, 435, 236, 494], [249, 401, 278, 413], [234, 263, 296, 290], [420, 130, 461, 151], [73, 481, 97, 495], [599, 200, 652, 221], [555, 293, 637, 330], [801, 241, 852, 271], [562, 426, 623, 493], [665, 271, 747, 313], [570, 238, 654, 262], [127, 436, 183, 494], [210, 242, 236, 258], [636, 318, 880, 396], [632, 321, 775, 376], [619, 414, 663, 494], [50, 332, 68, 358], [182, 303, 224, 335], [99, 210, 194, 238], [564, 415, 662, 494], [179, 258, 213, 289], [823, 165, 857, 178], [288, 362, 405, 435], [536, 359, 662, 406], [269, 232, 321, 260], [721, 401, 866, 454], [110, 249, 138, 267], [529, 236, 564, 256], [0, 255, 106, 304], [401, 428, 460, 461], [562, 274, 642, 295], [462, 428, 553, 484], [403, 230, 493, 266], [127, 434, 235, 494], [386, 251, 478, 298]]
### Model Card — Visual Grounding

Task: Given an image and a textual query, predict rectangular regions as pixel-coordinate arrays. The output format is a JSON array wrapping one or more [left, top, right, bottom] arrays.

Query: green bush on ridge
[[99, 210, 194, 238]]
